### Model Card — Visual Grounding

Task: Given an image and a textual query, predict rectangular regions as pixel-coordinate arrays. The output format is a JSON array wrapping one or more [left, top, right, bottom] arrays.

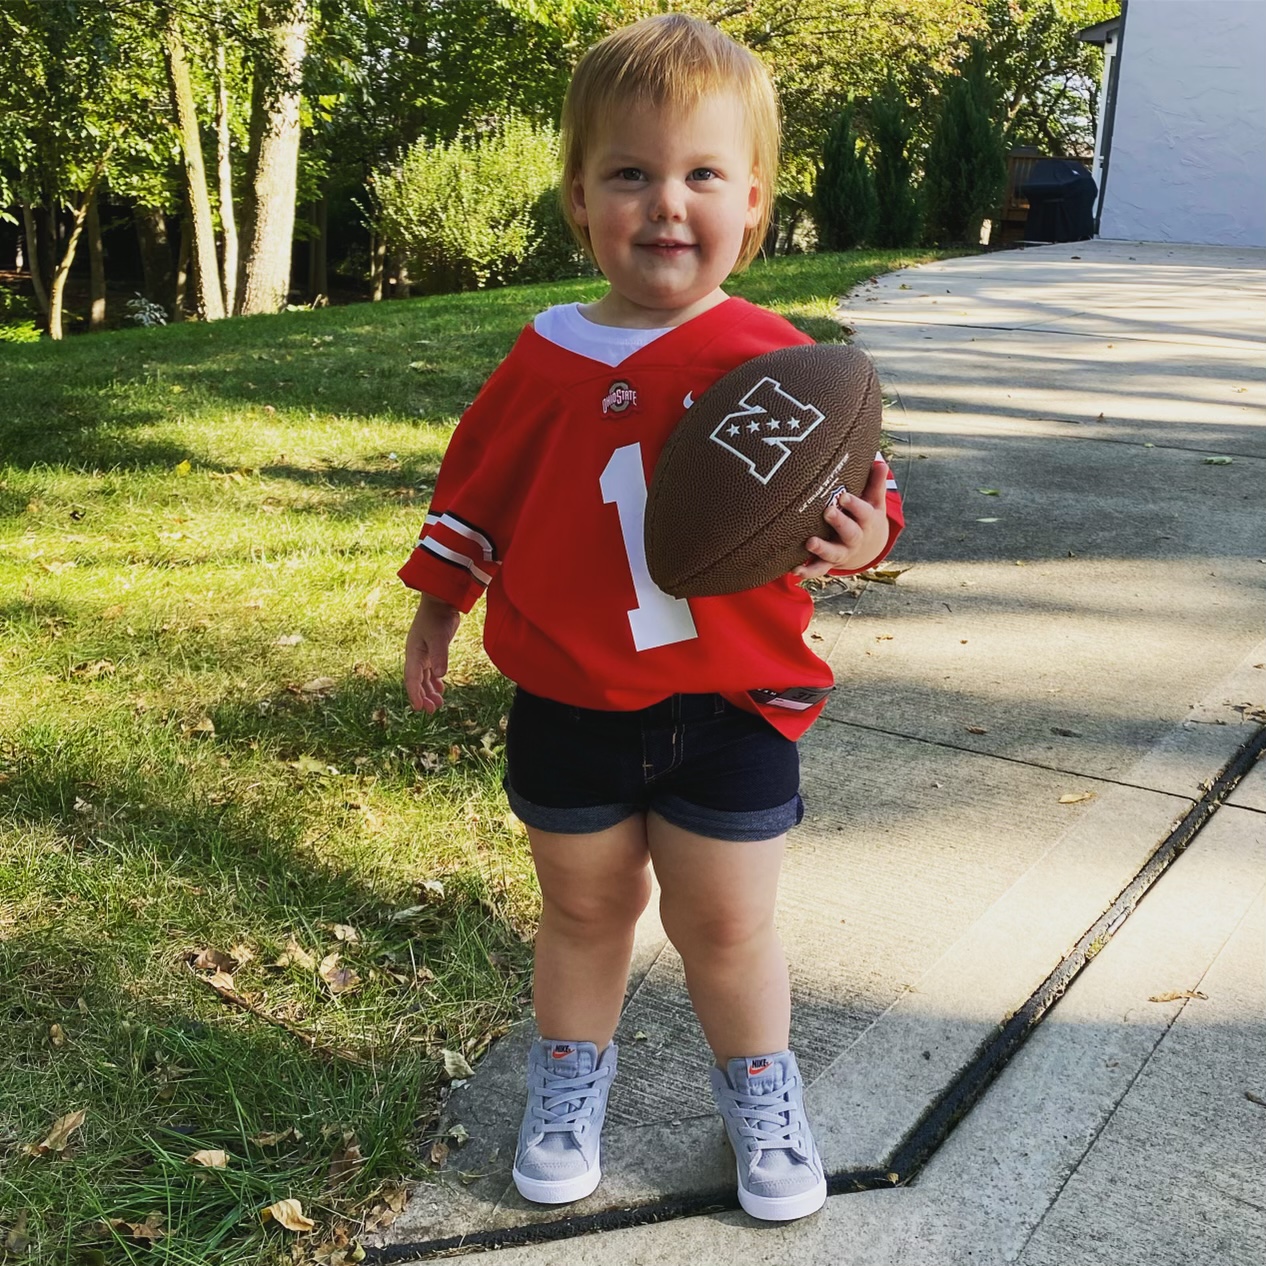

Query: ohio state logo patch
[[602, 380, 638, 416]]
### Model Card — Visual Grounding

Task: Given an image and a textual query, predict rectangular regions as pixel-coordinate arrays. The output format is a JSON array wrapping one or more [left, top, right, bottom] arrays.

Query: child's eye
[[689, 168, 717, 182], [616, 167, 645, 182]]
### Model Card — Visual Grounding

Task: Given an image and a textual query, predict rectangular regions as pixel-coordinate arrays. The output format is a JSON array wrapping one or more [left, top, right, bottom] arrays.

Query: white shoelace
[[721, 1084, 812, 1175], [525, 1062, 613, 1148]]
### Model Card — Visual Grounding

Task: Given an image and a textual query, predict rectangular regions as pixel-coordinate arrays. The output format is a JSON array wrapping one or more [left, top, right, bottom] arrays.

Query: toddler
[[400, 14, 904, 1222]]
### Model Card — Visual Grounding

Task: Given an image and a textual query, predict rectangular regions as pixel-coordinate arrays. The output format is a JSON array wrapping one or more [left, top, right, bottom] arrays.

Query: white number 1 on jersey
[[600, 443, 699, 652]]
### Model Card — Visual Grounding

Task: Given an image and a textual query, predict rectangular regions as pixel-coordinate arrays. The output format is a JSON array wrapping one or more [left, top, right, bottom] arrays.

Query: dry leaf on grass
[[318, 953, 361, 995], [4, 1212, 30, 1254], [25, 1108, 86, 1157], [326, 1134, 364, 1187], [272, 938, 317, 972], [252, 1127, 302, 1146], [429, 1140, 449, 1167], [101, 1213, 165, 1242], [190, 947, 239, 974], [441, 1049, 474, 1080], [1058, 791, 1097, 805], [261, 1198, 315, 1232], [48, 1023, 67, 1048], [328, 924, 360, 944], [187, 1149, 229, 1168], [1148, 990, 1208, 1003], [300, 677, 338, 696]]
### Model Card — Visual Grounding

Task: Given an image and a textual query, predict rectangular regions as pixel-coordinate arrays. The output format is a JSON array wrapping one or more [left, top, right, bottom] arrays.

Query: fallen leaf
[[28, 1108, 86, 1157], [71, 659, 115, 679], [102, 1212, 165, 1243], [857, 565, 910, 584], [976, 517, 999, 523], [275, 633, 304, 646], [1050, 727, 1082, 738], [288, 755, 333, 776], [251, 1127, 301, 1146], [420, 879, 445, 899], [261, 1198, 315, 1232], [272, 938, 317, 972], [300, 677, 337, 696], [448, 1123, 470, 1147], [965, 726, 988, 735], [634, 1031, 649, 1041], [1203, 456, 1233, 465], [1148, 990, 1207, 1003], [327, 1134, 364, 1186], [174, 460, 192, 477], [49, 1023, 67, 1048], [977, 488, 1001, 496], [363, 585, 383, 615], [190, 947, 238, 974], [186, 717, 216, 737], [328, 923, 360, 944], [1245, 1091, 1266, 1109], [429, 1140, 449, 1167], [442, 1049, 474, 1080], [4, 1211, 30, 1254], [1058, 791, 1097, 804], [319, 953, 361, 995], [187, 1148, 229, 1168]]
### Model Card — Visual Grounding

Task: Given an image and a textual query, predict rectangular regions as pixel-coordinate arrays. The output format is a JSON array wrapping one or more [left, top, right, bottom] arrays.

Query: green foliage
[[870, 81, 921, 248], [814, 106, 877, 252], [373, 114, 577, 291], [982, 0, 1115, 154], [922, 44, 1008, 246]]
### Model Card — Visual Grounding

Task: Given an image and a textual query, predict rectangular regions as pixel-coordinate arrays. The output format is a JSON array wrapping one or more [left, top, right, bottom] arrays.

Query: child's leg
[[528, 817, 653, 1048], [646, 814, 789, 1063]]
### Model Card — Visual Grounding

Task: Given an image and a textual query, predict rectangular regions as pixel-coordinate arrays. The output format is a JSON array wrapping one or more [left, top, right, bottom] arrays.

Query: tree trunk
[[370, 231, 385, 301], [87, 191, 107, 331], [237, 0, 310, 315], [174, 213, 192, 320], [135, 205, 175, 311], [36, 204, 58, 322], [48, 148, 114, 341], [308, 194, 328, 301], [163, 7, 226, 320], [390, 247, 412, 299], [214, 32, 239, 315], [20, 204, 50, 317]]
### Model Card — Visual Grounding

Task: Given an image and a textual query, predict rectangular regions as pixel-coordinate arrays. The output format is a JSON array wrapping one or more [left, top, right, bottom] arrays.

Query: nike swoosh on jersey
[[683, 391, 694, 409]]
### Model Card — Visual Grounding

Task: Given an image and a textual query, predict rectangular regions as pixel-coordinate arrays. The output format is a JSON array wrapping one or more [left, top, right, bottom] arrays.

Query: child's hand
[[404, 594, 462, 713], [792, 461, 890, 580]]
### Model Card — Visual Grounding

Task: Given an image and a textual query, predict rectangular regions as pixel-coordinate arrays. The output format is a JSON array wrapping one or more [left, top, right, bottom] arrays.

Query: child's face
[[570, 91, 761, 325]]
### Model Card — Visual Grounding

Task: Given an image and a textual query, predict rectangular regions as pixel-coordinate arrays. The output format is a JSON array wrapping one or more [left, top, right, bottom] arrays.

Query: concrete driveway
[[369, 241, 1266, 1265]]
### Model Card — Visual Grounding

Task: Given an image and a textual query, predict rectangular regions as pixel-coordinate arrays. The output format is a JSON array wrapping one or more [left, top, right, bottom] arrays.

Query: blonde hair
[[560, 14, 780, 272]]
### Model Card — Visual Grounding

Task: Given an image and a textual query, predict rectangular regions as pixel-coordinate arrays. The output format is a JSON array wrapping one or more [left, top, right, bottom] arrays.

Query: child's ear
[[744, 173, 762, 228], [570, 175, 589, 228]]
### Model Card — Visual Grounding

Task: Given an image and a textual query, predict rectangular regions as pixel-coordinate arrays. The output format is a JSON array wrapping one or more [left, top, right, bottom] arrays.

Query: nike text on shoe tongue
[[728, 1051, 789, 1097]]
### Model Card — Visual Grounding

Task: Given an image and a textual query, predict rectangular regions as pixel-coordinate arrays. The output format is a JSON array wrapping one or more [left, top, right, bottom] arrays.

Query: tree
[[981, 0, 1115, 155], [922, 43, 1007, 245], [163, 4, 227, 320], [237, 0, 311, 314], [814, 106, 876, 251], [870, 80, 921, 248]]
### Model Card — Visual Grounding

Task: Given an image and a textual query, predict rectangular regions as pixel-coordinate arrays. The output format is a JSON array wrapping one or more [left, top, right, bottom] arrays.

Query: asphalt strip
[[363, 724, 1266, 1264]]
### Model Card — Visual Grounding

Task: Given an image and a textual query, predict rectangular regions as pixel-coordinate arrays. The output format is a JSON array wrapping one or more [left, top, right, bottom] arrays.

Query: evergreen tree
[[922, 43, 1007, 245], [870, 80, 921, 248], [813, 105, 876, 252]]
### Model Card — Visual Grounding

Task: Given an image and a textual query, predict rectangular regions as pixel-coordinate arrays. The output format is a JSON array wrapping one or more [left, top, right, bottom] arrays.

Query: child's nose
[[649, 179, 688, 221]]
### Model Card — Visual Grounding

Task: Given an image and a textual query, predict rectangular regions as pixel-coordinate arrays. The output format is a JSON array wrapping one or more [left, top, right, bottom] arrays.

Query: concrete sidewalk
[[370, 241, 1266, 1264]]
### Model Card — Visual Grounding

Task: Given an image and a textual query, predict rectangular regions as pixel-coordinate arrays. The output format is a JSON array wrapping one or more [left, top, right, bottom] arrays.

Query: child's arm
[[404, 593, 462, 714], [792, 460, 899, 580]]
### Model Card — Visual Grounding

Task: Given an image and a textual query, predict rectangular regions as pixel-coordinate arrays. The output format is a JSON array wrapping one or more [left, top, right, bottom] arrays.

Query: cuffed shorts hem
[[504, 780, 803, 844]]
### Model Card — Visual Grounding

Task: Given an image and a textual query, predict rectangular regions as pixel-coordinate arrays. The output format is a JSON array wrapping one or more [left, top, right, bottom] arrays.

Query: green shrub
[[0, 282, 40, 342], [814, 106, 877, 252], [922, 44, 1007, 245], [373, 114, 578, 292], [870, 82, 922, 248]]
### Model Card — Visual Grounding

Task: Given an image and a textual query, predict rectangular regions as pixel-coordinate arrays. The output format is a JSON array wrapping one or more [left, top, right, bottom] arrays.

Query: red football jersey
[[398, 297, 904, 739]]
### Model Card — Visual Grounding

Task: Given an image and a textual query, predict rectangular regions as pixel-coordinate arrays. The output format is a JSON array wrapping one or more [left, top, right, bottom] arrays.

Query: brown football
[[644, 343, 882, 597]]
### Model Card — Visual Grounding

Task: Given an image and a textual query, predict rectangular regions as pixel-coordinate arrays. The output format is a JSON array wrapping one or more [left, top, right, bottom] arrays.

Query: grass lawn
[[0, 249, 951, 1264]]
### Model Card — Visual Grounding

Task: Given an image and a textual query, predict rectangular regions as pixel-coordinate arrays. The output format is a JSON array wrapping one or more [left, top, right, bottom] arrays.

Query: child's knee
[[544, 867, 652, 933], [660, 897, 773, 955]]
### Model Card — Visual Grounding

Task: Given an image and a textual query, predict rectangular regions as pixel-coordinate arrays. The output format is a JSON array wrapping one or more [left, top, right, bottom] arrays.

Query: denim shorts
[[503, 688, 803, 843]]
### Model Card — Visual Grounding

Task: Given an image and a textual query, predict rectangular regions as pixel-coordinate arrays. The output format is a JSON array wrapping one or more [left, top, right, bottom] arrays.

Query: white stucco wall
[[1099, 0, 1266, 247]]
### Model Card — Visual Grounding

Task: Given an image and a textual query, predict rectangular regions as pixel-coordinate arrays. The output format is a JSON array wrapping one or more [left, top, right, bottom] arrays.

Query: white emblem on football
[[709, 377, 825, 484]]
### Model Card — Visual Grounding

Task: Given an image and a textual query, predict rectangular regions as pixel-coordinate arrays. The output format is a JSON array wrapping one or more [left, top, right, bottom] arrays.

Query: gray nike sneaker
[[512, 1039, 617, 1204], [709, 1049, 827, 1221]]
